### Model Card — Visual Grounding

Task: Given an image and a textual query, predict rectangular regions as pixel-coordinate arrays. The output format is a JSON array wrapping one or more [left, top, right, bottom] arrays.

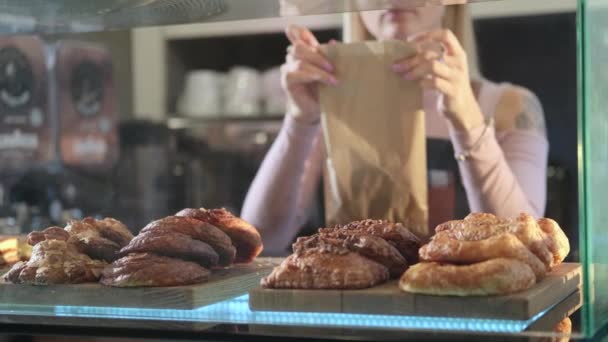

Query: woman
[[242, 4, 548, 254]]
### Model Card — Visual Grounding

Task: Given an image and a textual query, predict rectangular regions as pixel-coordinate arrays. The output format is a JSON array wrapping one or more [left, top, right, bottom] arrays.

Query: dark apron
[[427, 138, 470, 230]]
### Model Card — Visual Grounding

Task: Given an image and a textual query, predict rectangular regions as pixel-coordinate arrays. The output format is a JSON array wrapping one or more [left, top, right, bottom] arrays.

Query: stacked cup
[[177, 70, 223, 118]]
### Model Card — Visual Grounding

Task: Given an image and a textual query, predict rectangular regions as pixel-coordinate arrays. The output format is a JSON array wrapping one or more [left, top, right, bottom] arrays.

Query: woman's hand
[[392, 29, 484, 132], [282, 25, 338, 125]]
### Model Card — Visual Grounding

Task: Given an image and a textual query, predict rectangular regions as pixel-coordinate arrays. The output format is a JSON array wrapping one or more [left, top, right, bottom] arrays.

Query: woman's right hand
[[282, 25, 338, 125]]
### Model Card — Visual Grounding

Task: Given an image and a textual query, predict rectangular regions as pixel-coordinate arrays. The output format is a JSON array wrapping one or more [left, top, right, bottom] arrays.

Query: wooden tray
[[249, 263, 581, 320], [1, 257, 280, 310]]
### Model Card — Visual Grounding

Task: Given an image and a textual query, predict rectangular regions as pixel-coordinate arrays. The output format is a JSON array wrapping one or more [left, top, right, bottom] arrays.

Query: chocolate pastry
[[65, 220, 122, 262], [3, 239, 107, 285], [140, 216, 236, 266], [321, 219, 421, 263], [261, 246, 389, 289], [27, 227, 70, 246], [293, 232, 407, 278], [119, 230, 219, 268], [100, 253, 210, 287], [176, 208, 263, 263]]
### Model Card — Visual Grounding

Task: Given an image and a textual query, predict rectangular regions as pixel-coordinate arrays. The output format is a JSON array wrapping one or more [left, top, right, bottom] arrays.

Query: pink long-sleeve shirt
[[242, 81, 549, 254]]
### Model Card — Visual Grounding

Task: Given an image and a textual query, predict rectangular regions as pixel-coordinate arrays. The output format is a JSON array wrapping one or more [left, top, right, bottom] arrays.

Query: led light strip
[[39, 294, 553, 333]]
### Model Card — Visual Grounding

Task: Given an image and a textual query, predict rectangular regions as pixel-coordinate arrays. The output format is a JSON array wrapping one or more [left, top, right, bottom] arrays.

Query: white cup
[[262, 66, 287, 115], [223, 66, 261, 116], [178, 70, 222, 118]]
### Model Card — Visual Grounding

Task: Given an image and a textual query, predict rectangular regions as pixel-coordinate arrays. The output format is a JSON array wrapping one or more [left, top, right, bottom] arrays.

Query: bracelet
[[454, 117, 494, 162]]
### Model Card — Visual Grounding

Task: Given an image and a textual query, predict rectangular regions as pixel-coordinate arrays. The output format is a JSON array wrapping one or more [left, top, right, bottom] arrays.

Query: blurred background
[[0, 0, 579, 260]]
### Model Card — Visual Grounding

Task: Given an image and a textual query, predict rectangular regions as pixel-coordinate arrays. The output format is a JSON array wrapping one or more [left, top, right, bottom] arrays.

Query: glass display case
[[0, 0, 605, 341]]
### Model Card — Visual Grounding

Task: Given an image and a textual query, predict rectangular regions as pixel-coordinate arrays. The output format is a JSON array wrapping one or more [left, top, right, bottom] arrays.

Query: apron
[[427, 138, 469, 231]]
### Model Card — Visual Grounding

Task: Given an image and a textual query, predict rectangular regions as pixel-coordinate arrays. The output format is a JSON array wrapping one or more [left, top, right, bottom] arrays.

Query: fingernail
[[329, 76, 339, 85], [404, 73, 413, 80], [325, 62, 334, 72], [392, 64, 405, 72]]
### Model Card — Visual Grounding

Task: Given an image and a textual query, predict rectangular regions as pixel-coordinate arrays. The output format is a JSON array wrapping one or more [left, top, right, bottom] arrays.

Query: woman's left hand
[[392, 29, 484, 132]]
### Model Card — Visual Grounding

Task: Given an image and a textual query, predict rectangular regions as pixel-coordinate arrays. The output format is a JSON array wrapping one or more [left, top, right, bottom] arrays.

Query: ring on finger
[[438, 43, 446, 63]]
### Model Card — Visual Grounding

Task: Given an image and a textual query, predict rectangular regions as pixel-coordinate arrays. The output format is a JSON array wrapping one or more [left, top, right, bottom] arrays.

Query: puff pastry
[[400, 258, 536, 296]]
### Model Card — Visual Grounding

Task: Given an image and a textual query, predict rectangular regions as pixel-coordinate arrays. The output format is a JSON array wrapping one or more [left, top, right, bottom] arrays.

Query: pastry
[[293, 231, 407, 277], [118, 230, 219, 268], [261, 246, 389, 289], [65, 220, 122, 262], [25, 218, 132, 263], [100, 253, 210, 287], [420, 232, 547, 280], [400, 213, 570, 296], [3, 239, 107, 285], [320, 219, 421, 263], [399, 258, 536, 296], [87, 217, 134, 247], [436, 213, 554, 269], [537, 218, 570, 265], [176, 208, 263, 263], [140, 216, 236, 266], [0, 237, 32, 266], [27, 227, 70, 245]]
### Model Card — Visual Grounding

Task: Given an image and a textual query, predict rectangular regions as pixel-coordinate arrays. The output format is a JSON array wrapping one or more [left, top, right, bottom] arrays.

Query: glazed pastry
[[100, 253, 210, 287], [118, 230, 219, 268], [65, 220, 122, 262], [140, 216, 236, 266], [436, 213, 554, 269], [420, 232, 547, 280], [261, 246, 389, 289], [400, 213, 570, 296], [3, 239, 107, 285], [176, 208, 263, 263], [293, 232, 407, 278], [320, 219, 421, 263], [400, 258, 536, 296], [87, 217, 134, 247]]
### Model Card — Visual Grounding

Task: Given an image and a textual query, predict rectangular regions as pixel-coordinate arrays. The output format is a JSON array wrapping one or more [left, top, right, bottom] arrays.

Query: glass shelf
[[0, 0, 498, 35], [0, 290, 586, 340]]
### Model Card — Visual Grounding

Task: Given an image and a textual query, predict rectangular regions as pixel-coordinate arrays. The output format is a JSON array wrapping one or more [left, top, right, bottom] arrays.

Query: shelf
[[0, 0, 502, 35], [471, 0, 576, 18], [163, 13, 342, 40]]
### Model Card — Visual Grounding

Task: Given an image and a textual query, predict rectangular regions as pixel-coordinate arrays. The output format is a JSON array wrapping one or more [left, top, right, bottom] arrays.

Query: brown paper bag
[[319, 40, 428, 237]]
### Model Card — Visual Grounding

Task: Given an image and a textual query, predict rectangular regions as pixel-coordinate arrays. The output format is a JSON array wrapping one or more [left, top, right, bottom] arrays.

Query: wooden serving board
[[0, 257, 280, 310], [249, 263, 581, 320]]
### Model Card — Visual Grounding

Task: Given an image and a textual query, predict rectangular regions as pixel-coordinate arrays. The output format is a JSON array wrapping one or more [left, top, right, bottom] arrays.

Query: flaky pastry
[[420, 232, 547, 280], [399, 258, 536, 296], [262, 247, 389, 289]]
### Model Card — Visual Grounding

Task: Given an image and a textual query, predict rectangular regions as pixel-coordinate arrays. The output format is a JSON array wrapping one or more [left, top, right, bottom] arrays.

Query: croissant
[[176, 208, 263, 263]]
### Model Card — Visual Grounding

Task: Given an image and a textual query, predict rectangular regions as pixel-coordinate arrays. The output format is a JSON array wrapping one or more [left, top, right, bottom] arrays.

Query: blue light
[[0, 294, 549, 333]]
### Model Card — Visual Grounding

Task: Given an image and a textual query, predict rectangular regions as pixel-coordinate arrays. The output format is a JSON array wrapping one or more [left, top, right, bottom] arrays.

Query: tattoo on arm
[[515, 93, 547, 135]]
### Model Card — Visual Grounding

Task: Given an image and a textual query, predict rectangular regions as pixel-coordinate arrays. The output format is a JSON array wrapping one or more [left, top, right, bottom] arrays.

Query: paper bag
[[319, 41, 428, 237]]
